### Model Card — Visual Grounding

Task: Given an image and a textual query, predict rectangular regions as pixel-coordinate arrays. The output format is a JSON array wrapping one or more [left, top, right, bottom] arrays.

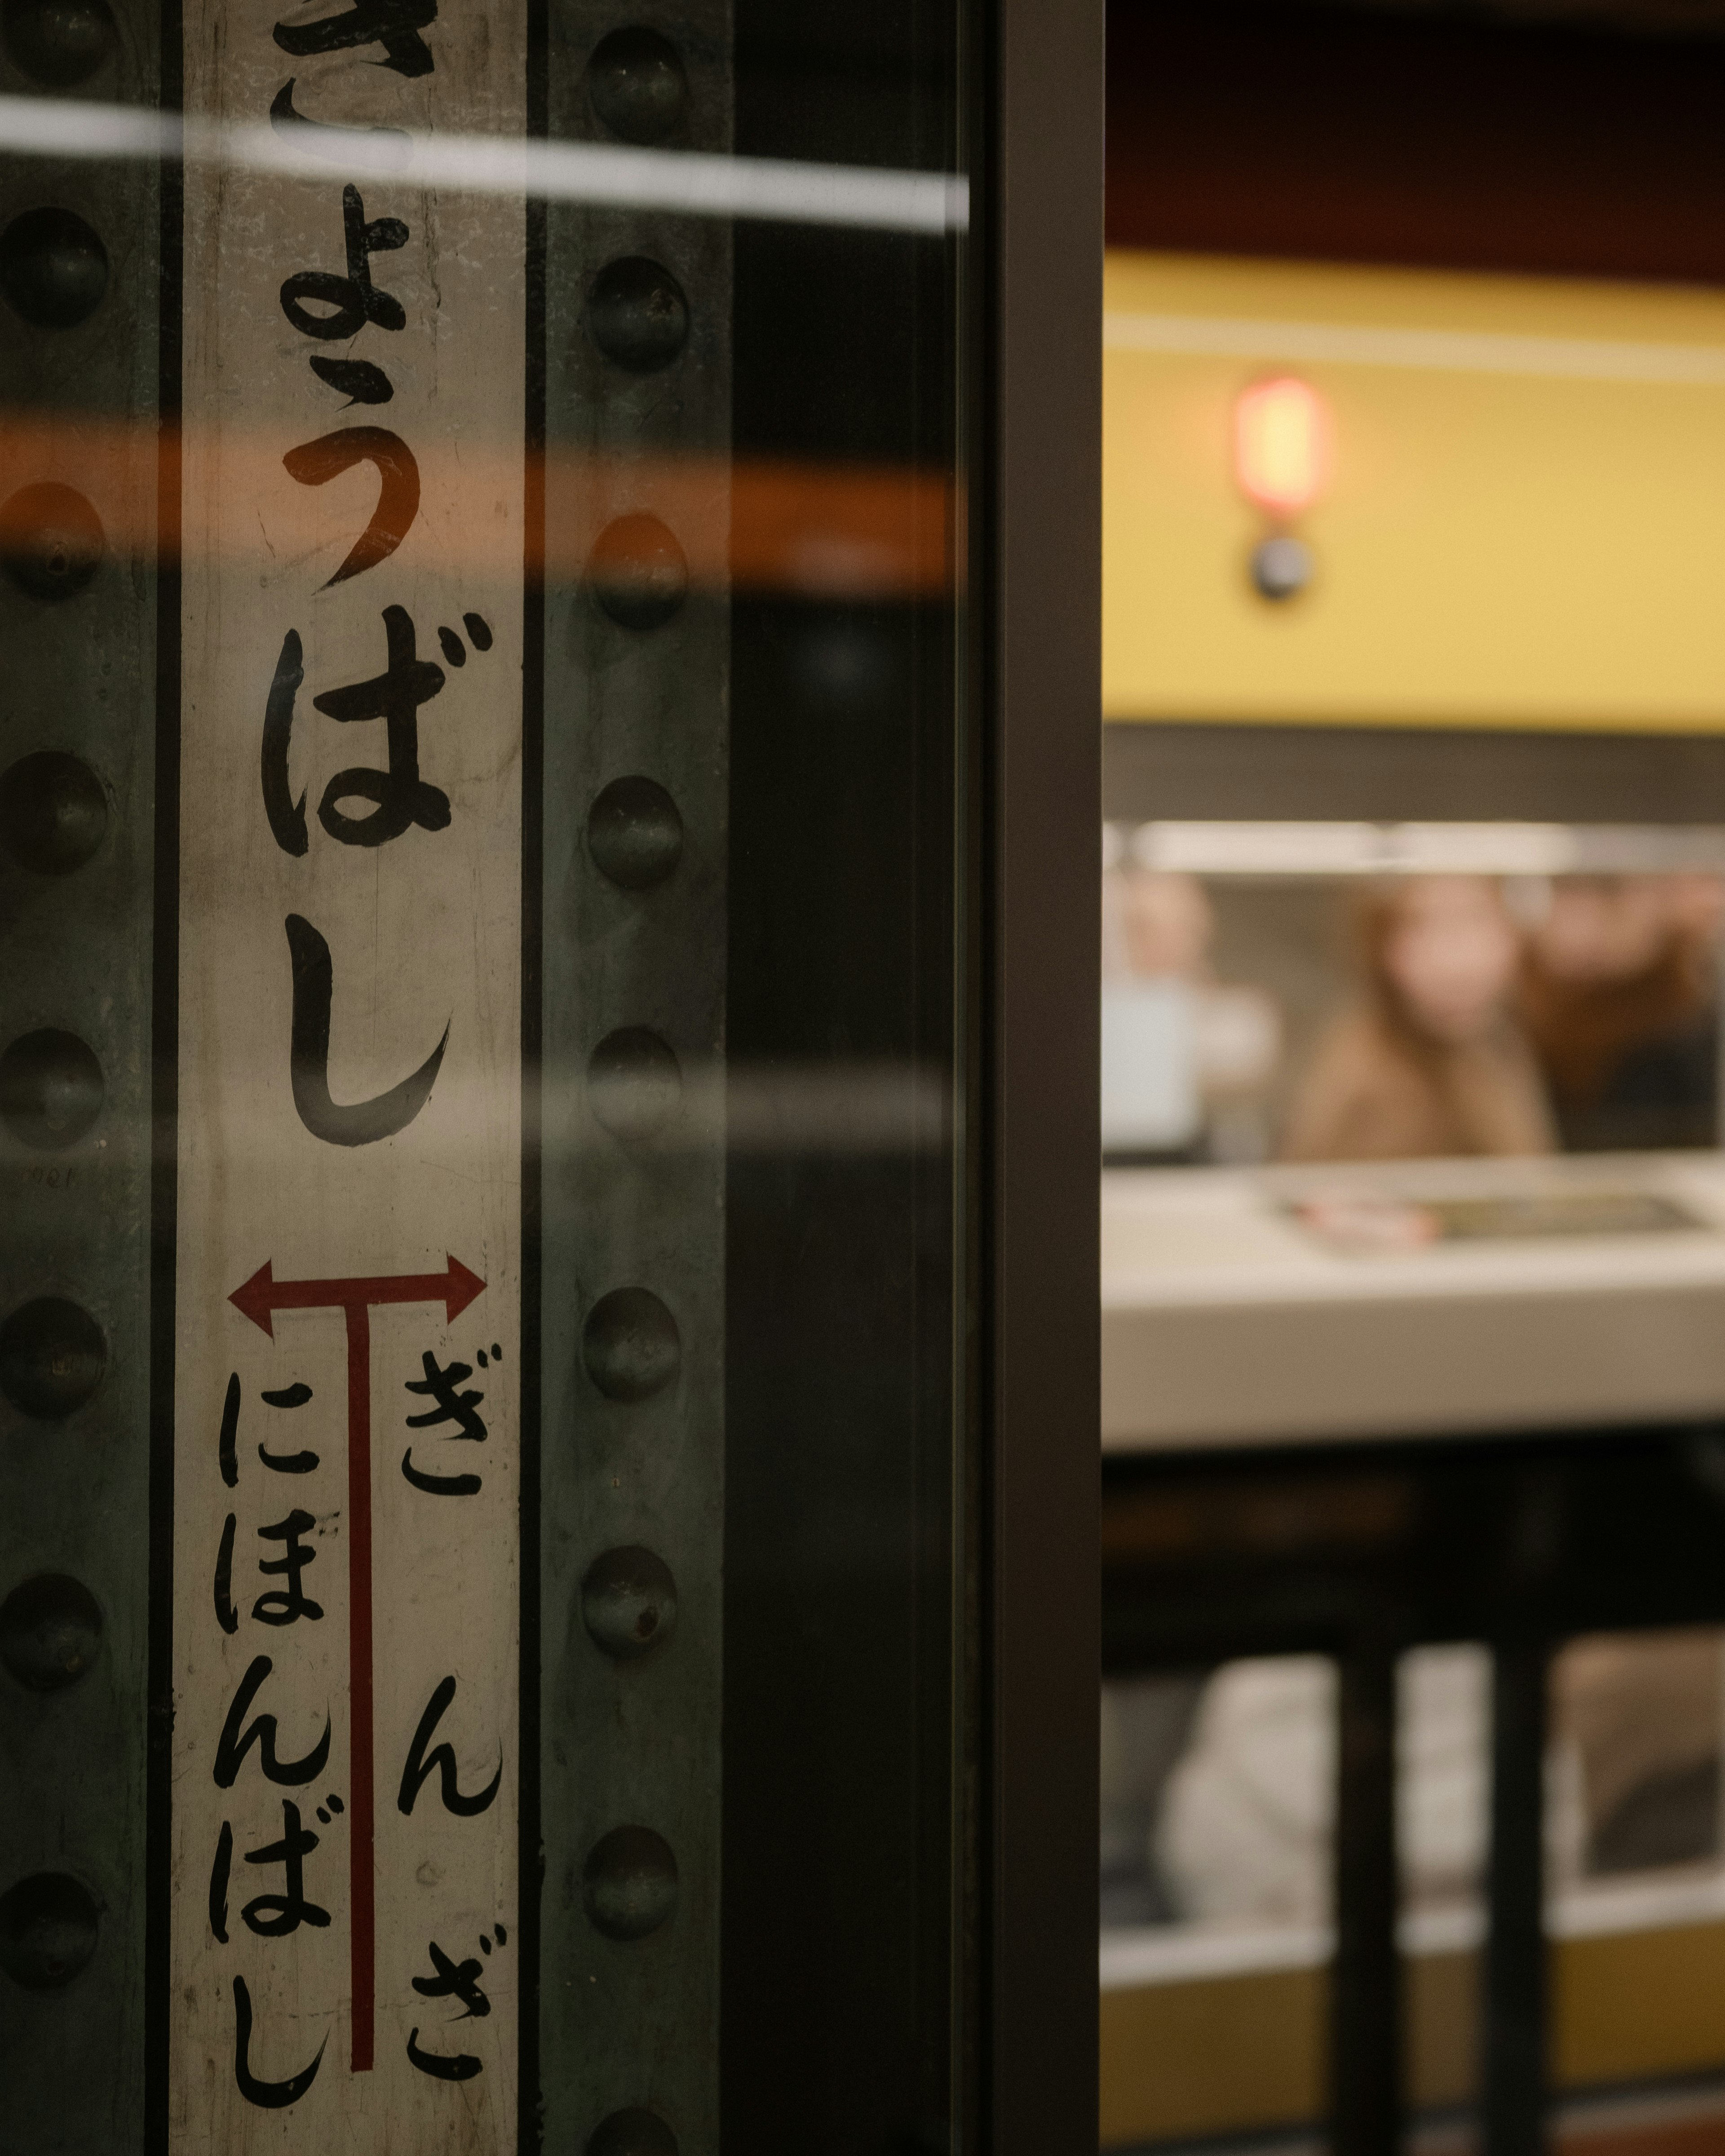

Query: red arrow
[[223, 1250, 488, 2074], [229, 1254, 486, 1337]]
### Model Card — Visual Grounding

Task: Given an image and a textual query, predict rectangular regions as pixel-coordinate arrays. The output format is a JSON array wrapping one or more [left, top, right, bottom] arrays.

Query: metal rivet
[[586, 256, 688, 374], [0, 482, 104, 601], [587, 26, 688, 144], [0, 207, 108, 328], [0, 1296, 106, 1419], [0, 750, 107, 874], [0, 1573, 102, 1690], [582, 1826, 677, 1940], [588, 512, 688, 632], [582, 1288, 680, 1403], [0, 1029, 104, 1151], [581, 1546, 678, 1660], [1250, 532, 1314, 602], [587, 1028, 681, 1143], [587, 2107, 680, 2156], [0, 1872, 100, 1989], [586, 777, 683, 892], [1, 0, 115, 85]]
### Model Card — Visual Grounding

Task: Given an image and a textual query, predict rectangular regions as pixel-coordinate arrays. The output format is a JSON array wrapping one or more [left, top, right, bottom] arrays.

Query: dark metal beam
[[1485, 1635, 1551, 2156], [1333, 1626, 1402, 2156], [985, 0, 1103, 2134]]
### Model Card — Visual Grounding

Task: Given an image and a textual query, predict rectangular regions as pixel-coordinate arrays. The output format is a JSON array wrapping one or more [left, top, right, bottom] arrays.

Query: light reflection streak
[[126, 1065, 953, 1167], [0, 417, 959, 596], [0, 93, 969, 234]]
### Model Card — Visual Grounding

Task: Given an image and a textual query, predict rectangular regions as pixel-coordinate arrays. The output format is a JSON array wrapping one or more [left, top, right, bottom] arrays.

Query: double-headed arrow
[[229, 1254, 486, 1339], [228, 1253, 487, 2075]]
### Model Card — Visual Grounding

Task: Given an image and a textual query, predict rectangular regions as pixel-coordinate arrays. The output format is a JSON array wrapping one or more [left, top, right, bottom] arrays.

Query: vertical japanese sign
[[172, 0, 525, 2142]]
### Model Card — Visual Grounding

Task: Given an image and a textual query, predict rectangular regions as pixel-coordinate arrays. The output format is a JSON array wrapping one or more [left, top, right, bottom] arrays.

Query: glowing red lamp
[[1233, 375, 1330, 518]]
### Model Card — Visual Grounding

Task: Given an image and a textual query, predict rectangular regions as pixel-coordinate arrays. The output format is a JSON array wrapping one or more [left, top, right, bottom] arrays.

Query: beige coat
[[1280, 1007, 1556, 1163]]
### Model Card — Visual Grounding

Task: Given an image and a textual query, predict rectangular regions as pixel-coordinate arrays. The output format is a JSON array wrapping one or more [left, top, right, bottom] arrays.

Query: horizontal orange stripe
[[0, 412, 959, 598]]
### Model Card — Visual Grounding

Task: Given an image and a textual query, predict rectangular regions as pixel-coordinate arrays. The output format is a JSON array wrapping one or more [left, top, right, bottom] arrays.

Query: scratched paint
[[170, 0, 525, 2142]]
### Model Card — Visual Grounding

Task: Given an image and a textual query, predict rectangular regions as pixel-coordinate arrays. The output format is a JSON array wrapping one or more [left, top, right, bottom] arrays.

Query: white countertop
[[1102, 1153, 1725, 1449]]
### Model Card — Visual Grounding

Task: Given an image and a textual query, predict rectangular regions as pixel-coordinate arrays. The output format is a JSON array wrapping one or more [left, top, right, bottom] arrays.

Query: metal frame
[[982, 0, 1103, 2139]]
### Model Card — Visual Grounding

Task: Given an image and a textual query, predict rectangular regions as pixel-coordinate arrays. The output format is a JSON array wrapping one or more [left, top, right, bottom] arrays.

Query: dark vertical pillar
[[988, 0, 1105, 2139], [1333, 1630, 1401, 2156], [1485, 1635, 1549, 2156]]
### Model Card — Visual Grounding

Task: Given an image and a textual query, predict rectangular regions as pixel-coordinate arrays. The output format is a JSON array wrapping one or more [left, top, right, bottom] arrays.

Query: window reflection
[[1103, 836, 1725, 1167]]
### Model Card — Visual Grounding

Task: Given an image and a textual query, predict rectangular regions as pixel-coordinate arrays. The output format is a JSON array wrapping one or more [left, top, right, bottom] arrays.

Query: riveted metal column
[[540, 9, 730, 2151], [0, 3, 160, 2147]]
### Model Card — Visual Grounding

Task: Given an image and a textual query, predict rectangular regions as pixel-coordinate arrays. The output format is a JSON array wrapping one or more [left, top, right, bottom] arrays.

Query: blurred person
[[1121, 864, 1214, 980], [1101, 866, 1209, 1157], [1521, 874, 1722, 1153], [1281, 875, 1554, 1162], [1100, 1673, 1205, 1927], [1155, 1649, 1587, 1929], [1554, 1629, 1725, 1875], [1101, 860, 1282, 1161], [1149, 1635, 1725, 1934]]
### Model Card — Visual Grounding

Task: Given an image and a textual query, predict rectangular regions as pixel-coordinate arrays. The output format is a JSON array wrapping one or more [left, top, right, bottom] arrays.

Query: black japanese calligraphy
[[260, 1379, 319, 1472], [314, 604, 451, 844], [262, 631, 310, 856], [283, 427, 420, 587], [279, 184, 408, 340], [220, 1370, 241, 1488], [401, 1449, 482, 1496], [404, 1349, 487, 1440], [241, 1799, 333, 1936], [264, 608, 495, 855], [214, 1654, 333, 1788], [232, 1974, 327, 2108], [215, 1513, 239, 1635], [286, 913, 448, 1146], [397, 1674, 502, 1816], [403, 1936, 487, 2078], [209, 1820, 233, 1943], [253, 1510, 325, 1625], [310, 354, 394, 406], [412, 1937, 490, 2016], [406, 2027, 482, 2081], [400, 1344, 488, 1490], [258, 1442, 320, 1474], [273, 0, 438, 79]]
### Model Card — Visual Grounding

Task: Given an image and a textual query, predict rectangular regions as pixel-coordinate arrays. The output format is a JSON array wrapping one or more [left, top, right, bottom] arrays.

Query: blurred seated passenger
[[1521, 875, 1721, 1153], [1555, 1629, 1725, 1875], [1150, 1633, 1725, 1935], [1281, 876, 1554, 1162], [1155, 1649, 1586, 1929], [1101, 864, 1281, 1162]]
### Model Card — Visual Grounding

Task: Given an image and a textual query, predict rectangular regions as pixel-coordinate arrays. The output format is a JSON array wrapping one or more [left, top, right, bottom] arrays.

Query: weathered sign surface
[[172, 0, 524, 2139]]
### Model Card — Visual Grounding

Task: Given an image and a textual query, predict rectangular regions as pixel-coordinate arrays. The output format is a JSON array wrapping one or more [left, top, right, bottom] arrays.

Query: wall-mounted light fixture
[[1233, 374, 1329, 601]]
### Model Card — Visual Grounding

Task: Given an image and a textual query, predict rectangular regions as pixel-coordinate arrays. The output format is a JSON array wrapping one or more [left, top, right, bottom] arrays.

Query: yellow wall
[[1104, 252, 1725, 732]]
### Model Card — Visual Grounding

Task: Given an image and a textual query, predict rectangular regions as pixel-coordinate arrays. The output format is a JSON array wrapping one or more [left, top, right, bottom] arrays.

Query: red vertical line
[[345, 1298, 376, 2073]]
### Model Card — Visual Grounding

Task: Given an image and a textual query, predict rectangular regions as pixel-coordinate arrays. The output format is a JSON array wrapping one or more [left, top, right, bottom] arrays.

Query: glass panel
[[0, 0, 973, 2143]]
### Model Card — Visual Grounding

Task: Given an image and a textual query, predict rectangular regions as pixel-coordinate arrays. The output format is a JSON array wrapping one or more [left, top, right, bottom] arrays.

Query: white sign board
[[171, 0, 525, 2141]]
